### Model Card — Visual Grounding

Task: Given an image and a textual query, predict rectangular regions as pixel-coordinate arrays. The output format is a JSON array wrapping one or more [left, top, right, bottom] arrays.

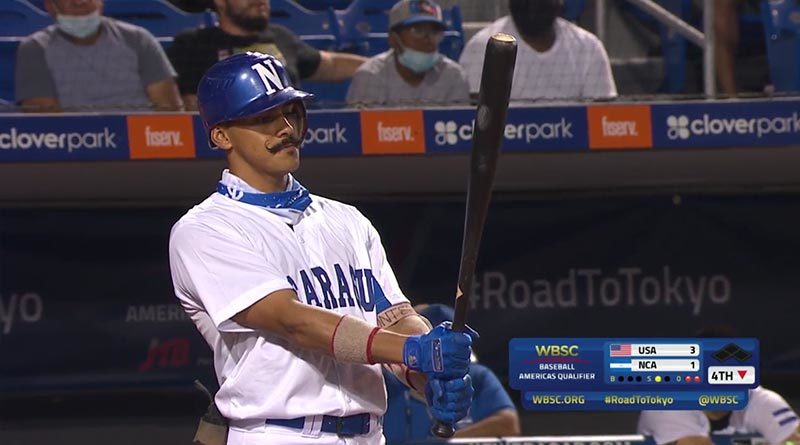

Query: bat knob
[[431, 421, 455, 438]]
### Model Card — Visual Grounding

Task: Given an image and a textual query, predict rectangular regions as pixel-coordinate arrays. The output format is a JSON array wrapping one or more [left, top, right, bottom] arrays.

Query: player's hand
[[402, 322, 478, 379], [425, 374, 474, 424]]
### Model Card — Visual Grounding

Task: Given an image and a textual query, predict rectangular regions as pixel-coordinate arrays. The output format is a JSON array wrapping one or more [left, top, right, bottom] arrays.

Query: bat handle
[[431, 420, 455, 439]]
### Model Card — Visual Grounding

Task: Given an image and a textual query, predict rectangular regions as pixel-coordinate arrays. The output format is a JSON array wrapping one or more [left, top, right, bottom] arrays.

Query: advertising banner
[[0, 115, 129, 162]]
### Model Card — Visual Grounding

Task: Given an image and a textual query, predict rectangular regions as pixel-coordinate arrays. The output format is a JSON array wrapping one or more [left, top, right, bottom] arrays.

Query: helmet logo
[[250, 59, 286, 95]]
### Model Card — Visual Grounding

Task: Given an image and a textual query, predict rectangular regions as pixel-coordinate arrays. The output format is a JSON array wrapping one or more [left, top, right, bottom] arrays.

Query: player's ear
[[211, 127, 233, 151]]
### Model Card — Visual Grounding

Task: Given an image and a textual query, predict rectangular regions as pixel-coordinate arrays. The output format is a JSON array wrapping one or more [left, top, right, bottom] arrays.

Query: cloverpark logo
[[433, 121, 465, 145], [666, 112, 800, 140], [666, 115, 690, 140]]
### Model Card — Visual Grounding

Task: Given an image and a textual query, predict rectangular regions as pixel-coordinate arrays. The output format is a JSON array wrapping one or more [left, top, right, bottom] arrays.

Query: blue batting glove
[[425, 375, 474, 424], [402, 322, 476, 379]]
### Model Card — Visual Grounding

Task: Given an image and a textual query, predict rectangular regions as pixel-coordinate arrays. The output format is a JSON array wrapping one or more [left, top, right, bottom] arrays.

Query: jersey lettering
[[311, 267, 337, 309], [299, 270, 322, 307], [288, 264, 383, 312], [250, 59, 286, 95], [361, 269, 376, 311], [333, 264, 354, 307]]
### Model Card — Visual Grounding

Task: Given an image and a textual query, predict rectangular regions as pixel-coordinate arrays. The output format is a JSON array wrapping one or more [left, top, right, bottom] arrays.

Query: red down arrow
[[738, 370, 748, 379]]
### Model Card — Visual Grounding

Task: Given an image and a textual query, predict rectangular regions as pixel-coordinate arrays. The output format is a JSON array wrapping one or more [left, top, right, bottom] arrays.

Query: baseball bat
[[431, 33, 517, 439]]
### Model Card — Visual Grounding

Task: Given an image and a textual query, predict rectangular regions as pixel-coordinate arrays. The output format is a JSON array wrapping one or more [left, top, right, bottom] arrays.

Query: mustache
[[265, 136, 303, 153]]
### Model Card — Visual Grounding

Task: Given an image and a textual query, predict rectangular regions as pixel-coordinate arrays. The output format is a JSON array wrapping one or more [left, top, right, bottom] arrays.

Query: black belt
[[266, 413, 372, 437]]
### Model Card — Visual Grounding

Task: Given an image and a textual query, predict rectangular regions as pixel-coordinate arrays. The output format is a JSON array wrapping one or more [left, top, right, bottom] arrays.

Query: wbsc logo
[[665, 112, 800, 140]]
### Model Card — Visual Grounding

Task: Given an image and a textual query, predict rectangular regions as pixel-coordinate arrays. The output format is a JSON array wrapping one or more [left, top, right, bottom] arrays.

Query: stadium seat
[[0, 0, 52, 36], [327, 0, 395, 54], [561, 0, 587, 22], [269, 0, 337, 50], [440, 5, 464, 61], [328, 0, 464, 59], [0, 97, 16, 111], [0, 0, 53, 102], [296, 0, 353, 11], [25, 0, 45, 11], [761, 0, 800, 91], [301, 80, 351, 108], [103, 0, 206, 37]]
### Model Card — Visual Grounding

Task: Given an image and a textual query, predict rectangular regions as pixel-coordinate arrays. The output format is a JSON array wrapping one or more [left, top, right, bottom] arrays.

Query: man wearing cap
[[346, 0, 469, 107]]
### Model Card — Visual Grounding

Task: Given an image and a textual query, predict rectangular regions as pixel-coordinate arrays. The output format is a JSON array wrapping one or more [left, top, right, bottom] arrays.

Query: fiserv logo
[[128, 115, 195, 159], [588, 105, 652, 150], [0, 127, 117, 152], [666, 112, 800, 140], [145, 126, 183, 147], [360, 110, 424, 155]]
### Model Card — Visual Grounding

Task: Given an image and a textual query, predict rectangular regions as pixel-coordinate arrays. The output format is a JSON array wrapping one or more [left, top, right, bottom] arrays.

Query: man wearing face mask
[[14, 0, 182, 112], [460, 0, 616, 102], [345, 0, 469, 107]]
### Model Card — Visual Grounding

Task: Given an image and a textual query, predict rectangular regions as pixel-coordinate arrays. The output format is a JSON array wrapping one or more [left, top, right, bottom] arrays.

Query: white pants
[[226, 416, 385, 445]]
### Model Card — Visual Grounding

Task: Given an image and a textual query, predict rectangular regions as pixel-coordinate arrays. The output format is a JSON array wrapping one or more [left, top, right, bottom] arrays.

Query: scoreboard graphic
[[509, 338, 759, 411]]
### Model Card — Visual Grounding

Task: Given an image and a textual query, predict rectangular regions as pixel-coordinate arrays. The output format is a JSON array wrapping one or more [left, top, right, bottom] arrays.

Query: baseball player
[[168, 51, 476, 445], [638, 386, 800, 445]]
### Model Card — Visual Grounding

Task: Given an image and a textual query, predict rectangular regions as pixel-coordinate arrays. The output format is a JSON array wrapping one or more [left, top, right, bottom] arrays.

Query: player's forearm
[[453, 409, 521, 438], [381, 305, 431, 391], [233, 290, 408, 363]]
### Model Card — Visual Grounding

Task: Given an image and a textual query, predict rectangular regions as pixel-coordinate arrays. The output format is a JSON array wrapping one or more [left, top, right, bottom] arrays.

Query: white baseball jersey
[[638, 387, 800, 445], [459, 16, 617, 101], [169, 170, 410, 423]]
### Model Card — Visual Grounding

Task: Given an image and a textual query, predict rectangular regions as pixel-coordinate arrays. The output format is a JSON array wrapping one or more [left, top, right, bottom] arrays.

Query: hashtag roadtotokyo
[[605, 394, 674, 407], [469, 266, 731, 315]]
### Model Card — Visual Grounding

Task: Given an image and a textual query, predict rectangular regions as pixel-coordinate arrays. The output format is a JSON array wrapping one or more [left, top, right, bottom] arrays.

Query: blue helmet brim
[[206, 88, 314, 148]]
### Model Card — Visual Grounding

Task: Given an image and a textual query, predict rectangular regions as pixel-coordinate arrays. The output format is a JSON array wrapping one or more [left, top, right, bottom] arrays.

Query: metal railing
[[598, 0, 717, 96]]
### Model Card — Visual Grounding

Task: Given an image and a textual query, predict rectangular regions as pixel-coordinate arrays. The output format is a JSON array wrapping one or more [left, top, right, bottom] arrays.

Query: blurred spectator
[[383, 304, 520, 442], [15, 0, 182, 112], [168, 0, 367, 110], [459, 0, 616, 102], [638, 386, 800, 445], [346, 0, 469, 107], [714, 0, 767, 96]]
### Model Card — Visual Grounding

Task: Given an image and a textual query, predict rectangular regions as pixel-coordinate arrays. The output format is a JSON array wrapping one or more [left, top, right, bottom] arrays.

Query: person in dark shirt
[[168, 0, 366, 109]]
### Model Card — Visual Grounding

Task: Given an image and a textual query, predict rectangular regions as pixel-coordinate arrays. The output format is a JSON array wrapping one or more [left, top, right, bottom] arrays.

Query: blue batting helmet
[[197, 52, 313, 134]]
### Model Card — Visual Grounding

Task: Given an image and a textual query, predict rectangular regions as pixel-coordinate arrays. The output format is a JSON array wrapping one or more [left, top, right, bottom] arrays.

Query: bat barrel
[[472, 33, 518, 156], [452, 33, 518, 332]]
